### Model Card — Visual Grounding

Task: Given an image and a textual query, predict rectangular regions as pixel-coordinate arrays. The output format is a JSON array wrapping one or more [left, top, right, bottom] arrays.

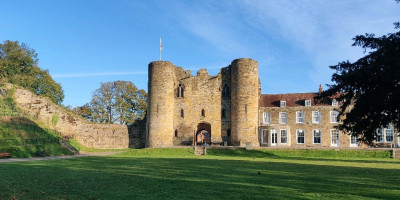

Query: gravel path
[[0, 151, 127, 163]]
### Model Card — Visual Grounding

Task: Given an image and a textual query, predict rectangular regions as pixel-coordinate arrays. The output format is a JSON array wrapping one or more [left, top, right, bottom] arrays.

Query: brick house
[[258, 88, 399, 148]]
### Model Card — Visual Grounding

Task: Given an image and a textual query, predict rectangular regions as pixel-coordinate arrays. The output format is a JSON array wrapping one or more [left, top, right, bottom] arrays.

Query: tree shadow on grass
[[206, 148, 281, 159], [0, 156, 399, 199], [206, 148, 400, 165], [279, 156, 400, 165]]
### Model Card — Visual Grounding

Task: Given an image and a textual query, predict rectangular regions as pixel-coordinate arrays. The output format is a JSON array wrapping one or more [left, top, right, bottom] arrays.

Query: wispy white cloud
[[168, 1, 255, 57], [129, 0, 398, 92], [53, 71, 147, 78], [239, 0, 399, 87]]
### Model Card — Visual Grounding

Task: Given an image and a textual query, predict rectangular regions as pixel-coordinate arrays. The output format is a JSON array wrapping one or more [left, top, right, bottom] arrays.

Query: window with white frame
[[305, 100, 311, 107], [261, 129, 268, 144], [330, 111, 339, 123], [330, 129, 340, 146], [385, 126, 394, 143], [280, 129, 288, 144], [296, 129, 305, 144], [376, 125, 395, 143], [280, 100, 286, 108], [312, 111, 321, 123], [376, 129, 384, 142], [263, 112, 271, 124], [279, 112, 288, 124], [350, 135, 358, 147], [271, 129, 277, 146], [332, 99, 338, 106], [296, 111, 305, 123], [313, 129, 321, 144]]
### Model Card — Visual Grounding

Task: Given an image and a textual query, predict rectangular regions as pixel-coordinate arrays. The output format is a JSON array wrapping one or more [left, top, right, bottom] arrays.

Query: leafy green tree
[[0, 40, 38, 78], [72, 103, 93, 121], [91, 81, 114, 123], [87, 81, 147, 125], [0, 40, 64, 104], [316, 22, 400, 145]]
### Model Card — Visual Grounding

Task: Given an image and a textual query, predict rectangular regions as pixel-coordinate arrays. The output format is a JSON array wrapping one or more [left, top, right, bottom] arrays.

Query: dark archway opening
[[226, 129, 232, 146], [196, 122, 211, 146]]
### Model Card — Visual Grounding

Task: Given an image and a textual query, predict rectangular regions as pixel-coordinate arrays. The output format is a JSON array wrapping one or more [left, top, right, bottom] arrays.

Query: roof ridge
[[261, 92, 317, 96]]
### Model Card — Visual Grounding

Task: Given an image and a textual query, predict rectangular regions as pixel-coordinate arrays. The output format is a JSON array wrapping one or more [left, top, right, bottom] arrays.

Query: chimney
[[318, 84, 323, 94]]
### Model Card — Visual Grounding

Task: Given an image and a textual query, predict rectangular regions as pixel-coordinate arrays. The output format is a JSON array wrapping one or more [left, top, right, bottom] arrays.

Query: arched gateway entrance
[[196, 122, 211, 145]]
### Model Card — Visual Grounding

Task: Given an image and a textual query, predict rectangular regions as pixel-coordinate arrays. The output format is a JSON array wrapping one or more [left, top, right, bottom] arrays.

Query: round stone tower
[[230, 58, 260, 147], [146, 61, 175, 148]]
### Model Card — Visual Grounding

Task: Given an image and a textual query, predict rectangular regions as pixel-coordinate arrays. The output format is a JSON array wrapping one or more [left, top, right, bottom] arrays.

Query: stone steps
[[60, 140, 80, 155]]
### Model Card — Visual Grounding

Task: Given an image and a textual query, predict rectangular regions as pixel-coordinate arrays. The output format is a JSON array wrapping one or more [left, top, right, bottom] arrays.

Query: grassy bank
[[1, 148, 398, 199], [0, 117, 73, 158], [0, 87, 72, 158]]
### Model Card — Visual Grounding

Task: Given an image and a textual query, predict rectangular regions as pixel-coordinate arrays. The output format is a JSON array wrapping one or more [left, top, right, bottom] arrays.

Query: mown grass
[[0, 148, 399, 199], [208, 148, 392, 159]]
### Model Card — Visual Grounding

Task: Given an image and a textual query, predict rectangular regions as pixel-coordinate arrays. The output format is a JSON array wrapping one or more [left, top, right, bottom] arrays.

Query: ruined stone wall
[[12, 86, 129, 149]]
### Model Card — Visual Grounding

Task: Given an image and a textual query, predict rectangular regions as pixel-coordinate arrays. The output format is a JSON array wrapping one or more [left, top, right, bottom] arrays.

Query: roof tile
[[259, 93, 332, 107]]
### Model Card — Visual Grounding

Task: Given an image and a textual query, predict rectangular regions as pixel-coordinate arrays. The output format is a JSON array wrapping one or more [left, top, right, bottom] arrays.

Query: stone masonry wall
[[128, 119, 146, 148], [230, 58, 260, 147], [259, 105, 364, 148], [146, 61, 175, 147], [11, 85, 129, 149], [173, 67, 226, 145], [147, 58, 260, 147]]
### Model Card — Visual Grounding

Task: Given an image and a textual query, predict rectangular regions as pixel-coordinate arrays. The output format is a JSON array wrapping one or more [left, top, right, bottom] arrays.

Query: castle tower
[[146, 61, 175, 147], [230, 58, 260, 147]]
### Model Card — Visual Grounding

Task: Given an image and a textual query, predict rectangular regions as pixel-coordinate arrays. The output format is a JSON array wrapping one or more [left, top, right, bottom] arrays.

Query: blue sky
[[1, 0, 399, 107]]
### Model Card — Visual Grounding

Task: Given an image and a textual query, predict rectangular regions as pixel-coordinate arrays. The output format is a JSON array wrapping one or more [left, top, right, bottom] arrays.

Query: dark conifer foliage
[[315, 21, 400, 145]]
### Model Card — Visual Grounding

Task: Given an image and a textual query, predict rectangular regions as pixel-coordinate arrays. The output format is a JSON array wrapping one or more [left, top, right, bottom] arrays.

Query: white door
[[271, 129, 277, 146]]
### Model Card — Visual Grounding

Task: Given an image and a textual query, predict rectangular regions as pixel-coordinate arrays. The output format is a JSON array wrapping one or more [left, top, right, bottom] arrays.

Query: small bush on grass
[[51, 113, 59, 125]]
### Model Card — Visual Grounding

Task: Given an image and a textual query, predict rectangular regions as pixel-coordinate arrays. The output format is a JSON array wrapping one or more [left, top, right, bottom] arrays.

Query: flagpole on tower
[[159, 37, 162, 61]]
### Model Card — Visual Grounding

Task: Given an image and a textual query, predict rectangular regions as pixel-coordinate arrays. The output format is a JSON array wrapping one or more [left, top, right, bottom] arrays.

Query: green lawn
[[0, 148, 399, 199]]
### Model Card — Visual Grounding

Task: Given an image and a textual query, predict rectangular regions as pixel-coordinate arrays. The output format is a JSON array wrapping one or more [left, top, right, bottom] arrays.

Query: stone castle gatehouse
[[146, 58, 399, 148]]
